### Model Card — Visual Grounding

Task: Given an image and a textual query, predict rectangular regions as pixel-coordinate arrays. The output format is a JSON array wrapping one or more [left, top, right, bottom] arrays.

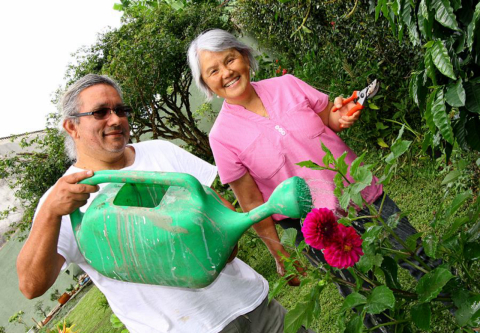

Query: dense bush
[[234, 0, 424, 147]]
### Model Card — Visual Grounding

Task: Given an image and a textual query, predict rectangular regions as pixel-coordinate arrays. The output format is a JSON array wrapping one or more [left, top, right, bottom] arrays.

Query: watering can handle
[[77, 170, 207, 200]]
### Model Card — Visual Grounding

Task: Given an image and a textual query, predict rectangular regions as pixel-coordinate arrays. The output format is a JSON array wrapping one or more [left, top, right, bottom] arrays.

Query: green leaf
[[410, 71, 428, 108], [424, 48, 437, 85], [386, 212, 401, 229], [334, 173, 345, 189], [425, 89, 438, 133], [296, 160, 323, 170], [357, 253, 383, 273], [445, 79, 466, 107], [345, 315, 363, 333], [432, 0, 460, 30], [113, 3, 124, 11], [281, 228, 298, 248], [284, 301, 315, 333], [377, 138, 389, 148], [269, 277, 288, 302], [340, 292, 367, 312], [362, 225, 383, 245], [339, 192, 351, 210], [455, 295, 480, 327], [467, 3, 480, 50], [406, 232, 423, 252], [423, 232, 438, 258], [446, 191, 472, 218], [416, 267, 454, 303], [350, 153, 365, 179], [368, 102, 380, 110], [401, 0, 420, 45], [464, 242, 480, 261], [385, 139, 412, 163], [465, 114, 480, 150], [431, 88, 455, 144], [418, 0, 434, 39], [412, 303, 431, 330], [431, 40, 456, 80], [464, 82, 480, 114], [365, 286, 395, 314], [381, 256, 402, 289], [337, 152, 349, 177], [441, 169, 461, 185]]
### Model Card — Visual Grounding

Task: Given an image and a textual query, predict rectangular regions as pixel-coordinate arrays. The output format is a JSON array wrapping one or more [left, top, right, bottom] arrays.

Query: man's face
[[70, 84, 130, 161]]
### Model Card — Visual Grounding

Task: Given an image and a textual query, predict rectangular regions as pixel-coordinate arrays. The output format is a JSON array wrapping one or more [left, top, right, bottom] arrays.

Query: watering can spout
[[248, 176, 312, 222]]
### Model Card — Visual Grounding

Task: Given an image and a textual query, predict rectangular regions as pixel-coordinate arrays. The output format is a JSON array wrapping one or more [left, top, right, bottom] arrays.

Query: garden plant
[[269, 129, 479, 332]]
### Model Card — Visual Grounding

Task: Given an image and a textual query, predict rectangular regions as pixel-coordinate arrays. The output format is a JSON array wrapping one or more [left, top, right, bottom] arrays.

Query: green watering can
[[70, 171, 312, 288]]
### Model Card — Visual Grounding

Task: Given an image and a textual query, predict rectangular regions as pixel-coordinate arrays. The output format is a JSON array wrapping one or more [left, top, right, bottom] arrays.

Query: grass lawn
[[47, 149, 479, 333], [39, 284, 125, 333]]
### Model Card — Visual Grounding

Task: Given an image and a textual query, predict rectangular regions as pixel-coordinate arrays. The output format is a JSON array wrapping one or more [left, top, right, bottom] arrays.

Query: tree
[[8, 311, 28, 330], [0, 115, 71, 240], [34, 300, 50, 318], [66, 3, 233, 160]]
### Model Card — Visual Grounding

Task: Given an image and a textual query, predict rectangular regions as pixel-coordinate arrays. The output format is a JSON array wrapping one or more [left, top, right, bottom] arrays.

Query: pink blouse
[[209, 75, 382, 219]]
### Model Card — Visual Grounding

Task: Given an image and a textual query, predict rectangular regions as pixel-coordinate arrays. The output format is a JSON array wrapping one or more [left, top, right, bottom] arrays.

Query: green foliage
[[66, 2, 233, 159], [50, 289, 61, 302], [9, 310, 28, 329], [0, 115, 71, 239], [284, 133, 480, 332], [379, 0, 480, 153], [110, 314, 129, 333], [234, 0, 423, 146], [35, 300, 50, 318]]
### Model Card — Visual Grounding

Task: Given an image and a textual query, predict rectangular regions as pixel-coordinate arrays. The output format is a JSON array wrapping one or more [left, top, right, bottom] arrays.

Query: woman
[[187, 29, 420, 286]]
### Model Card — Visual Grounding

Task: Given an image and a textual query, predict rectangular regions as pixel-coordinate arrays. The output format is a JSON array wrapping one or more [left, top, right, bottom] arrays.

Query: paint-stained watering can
[[70, 171, 312, 288]]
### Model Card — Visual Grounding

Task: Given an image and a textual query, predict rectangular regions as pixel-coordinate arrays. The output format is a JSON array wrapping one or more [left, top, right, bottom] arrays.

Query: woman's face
[[199, 48, 253, 104]]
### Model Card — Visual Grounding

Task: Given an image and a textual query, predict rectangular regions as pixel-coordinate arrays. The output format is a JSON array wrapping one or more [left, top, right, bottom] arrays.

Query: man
[[17, 74, 312, 333]]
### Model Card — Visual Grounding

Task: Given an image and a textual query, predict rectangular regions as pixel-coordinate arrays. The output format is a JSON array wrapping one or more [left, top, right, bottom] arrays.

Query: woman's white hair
[[187, 29, 257, 101]]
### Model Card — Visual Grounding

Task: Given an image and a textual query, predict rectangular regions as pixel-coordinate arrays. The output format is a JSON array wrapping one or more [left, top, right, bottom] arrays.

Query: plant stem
[[380, 247, 410, 256], [401, 258, 430, 274], [367, 319, 409, 332]]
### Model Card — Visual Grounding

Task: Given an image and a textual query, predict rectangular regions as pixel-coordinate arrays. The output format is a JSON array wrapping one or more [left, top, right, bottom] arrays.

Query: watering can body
[[70, 171, 312, 288]]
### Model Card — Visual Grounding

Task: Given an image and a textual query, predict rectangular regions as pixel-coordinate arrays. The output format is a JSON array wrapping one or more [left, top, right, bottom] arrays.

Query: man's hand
[[42, 170, 99, 218]]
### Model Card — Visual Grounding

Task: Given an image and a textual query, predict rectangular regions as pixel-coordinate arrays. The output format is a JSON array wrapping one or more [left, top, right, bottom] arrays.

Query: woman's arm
[[319, 98, 361, 133], [229, 172, 301, 286]]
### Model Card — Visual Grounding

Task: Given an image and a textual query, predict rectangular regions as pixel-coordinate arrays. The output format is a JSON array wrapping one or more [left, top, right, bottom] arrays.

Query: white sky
[[0, 0, 123, 138]]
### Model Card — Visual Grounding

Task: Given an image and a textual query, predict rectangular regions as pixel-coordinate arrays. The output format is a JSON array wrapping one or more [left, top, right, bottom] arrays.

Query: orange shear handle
[[331, 91, 364, 116]]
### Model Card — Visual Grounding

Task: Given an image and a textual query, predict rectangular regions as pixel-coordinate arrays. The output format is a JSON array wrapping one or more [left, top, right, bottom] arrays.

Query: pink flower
[[282, 69, 287, 75], [301, 208, 338, 250], [323, 224, 363, 269]]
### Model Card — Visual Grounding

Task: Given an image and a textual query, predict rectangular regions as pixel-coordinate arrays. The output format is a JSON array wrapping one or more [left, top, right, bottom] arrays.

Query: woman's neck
[[227, 85, 268, 117]]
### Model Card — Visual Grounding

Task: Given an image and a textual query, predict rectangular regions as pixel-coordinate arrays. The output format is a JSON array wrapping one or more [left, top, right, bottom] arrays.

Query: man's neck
[[75, 146, 135, 171]]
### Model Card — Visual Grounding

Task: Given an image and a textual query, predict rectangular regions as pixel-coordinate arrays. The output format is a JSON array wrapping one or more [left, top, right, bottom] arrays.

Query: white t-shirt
[[36, 140, 268, 333]]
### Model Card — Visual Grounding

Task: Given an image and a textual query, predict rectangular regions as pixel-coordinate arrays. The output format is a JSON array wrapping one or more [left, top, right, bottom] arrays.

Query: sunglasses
[[71, 105, 132, 120]]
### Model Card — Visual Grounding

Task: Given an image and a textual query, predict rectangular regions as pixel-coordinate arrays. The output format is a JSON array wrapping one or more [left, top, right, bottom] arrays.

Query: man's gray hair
[[60, 74, 123, 161], [187, 29, 257, 101]]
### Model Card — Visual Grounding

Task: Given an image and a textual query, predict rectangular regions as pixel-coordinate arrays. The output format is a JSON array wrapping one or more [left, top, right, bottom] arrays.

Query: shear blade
[[366, 79, 380, 99]]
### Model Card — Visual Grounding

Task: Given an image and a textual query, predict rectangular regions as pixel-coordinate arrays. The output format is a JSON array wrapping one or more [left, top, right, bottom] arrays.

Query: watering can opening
[[112, 183, 171, 208]]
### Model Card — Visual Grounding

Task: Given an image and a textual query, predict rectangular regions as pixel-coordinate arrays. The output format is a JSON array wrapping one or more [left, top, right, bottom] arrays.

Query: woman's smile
[[199, 48, 253, 105]]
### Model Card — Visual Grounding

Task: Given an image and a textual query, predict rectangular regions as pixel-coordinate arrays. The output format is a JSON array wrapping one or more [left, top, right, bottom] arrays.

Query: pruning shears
[[331, 79, 380, 116]]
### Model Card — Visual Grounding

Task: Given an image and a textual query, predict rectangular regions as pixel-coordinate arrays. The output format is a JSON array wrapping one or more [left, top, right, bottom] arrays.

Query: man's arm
[[17, 171, 98, 299]]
